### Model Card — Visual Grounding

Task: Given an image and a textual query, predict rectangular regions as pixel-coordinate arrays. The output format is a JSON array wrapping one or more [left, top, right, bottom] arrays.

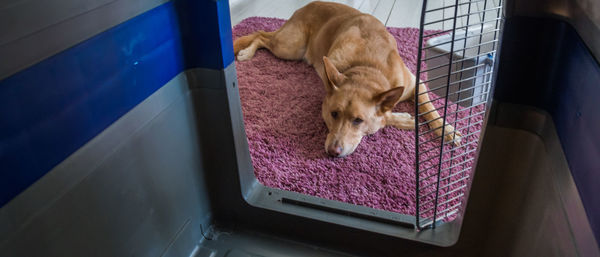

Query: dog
[[233, 1, 461, 157]]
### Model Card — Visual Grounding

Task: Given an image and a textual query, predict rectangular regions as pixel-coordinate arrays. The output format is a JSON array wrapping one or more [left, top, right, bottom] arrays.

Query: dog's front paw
[[387, 112, 415, 130], [443, 125, 462, 146]]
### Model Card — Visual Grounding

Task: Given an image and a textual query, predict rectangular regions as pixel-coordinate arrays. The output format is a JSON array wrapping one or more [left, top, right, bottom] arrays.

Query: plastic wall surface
[[494, 16, 600, 246], [0, 0, 233, 207]]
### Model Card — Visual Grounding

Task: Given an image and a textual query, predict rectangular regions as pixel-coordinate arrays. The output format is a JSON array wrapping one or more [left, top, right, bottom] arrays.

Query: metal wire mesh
[[414, 0, 503, 229]]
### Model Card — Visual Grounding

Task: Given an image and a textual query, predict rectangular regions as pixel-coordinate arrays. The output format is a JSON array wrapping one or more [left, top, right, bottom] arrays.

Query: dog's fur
[[234, 1, 461, 157]]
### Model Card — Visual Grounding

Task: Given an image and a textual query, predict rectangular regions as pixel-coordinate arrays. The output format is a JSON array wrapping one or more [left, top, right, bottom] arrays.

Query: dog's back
[[234, 2, 408, 93]]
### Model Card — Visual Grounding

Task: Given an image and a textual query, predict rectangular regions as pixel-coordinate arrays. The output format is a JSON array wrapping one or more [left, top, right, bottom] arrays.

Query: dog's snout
[[327, 143, 343, 157]]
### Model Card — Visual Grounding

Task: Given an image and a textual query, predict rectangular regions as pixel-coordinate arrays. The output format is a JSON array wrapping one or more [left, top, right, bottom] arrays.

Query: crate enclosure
[[230, 0, 503, 234], [1, 0, 598, 256]]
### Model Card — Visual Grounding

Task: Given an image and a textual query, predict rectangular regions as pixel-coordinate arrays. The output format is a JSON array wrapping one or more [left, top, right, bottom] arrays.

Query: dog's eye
[[353, 118, 363, 125], [331, 111, 339, 119]]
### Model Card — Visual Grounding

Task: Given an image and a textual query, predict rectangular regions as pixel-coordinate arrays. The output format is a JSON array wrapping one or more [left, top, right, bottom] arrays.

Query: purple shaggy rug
[[233, 17, 484, 218]]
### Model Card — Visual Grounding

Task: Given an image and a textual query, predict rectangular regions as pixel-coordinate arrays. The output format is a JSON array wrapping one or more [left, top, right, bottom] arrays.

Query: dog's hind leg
[[233, 32, 259, 56], [234, 19, 307, 61], [234, 31, 275, 61]]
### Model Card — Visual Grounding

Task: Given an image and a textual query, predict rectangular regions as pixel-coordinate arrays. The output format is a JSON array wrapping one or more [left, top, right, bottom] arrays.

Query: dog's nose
[[328, 145, 343, 157]]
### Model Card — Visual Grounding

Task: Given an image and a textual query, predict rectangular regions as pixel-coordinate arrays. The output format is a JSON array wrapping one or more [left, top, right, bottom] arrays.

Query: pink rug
[[233, 17, 485, 219]]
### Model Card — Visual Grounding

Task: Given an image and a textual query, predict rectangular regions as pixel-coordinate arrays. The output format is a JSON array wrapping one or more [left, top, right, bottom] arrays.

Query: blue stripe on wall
[[175, 0, 234, 69], [0, 0, 233, 207]]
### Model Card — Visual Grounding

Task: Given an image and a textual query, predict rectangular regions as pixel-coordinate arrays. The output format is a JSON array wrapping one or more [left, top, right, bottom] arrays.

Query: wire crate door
[[413, 0, 503, 229]]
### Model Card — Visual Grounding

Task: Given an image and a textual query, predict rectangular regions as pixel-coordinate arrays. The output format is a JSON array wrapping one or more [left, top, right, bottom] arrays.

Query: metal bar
[[419, 91, 489, 121], [420, 152, 442, 164], [450, 122, 485, 142], [420, 171, 470, 193], [420, 121, 482, 141], [416, 0, 503, 231], [424, 202, 462, 218], [441, 147, 478, 165], [418, 148, 478, 173], [419, 62, 489, 85], [413, 0, 430, 231], [421, 193, 465, 213], [450, 39, 499, 54], [441, 207, 460, 219], [423, 6, 502, 26], [422, 31, 500, 51], [417, 96, 488, 145], [421, 72, 452, 85], [455, 29, 500, 43], [418, 138, 471, 157], [418, 151, 477, 176], [416, 126, 469, 146], [423, 202, 462, 218], [421, 62, 450, 73], [418, 95, 489, 126], [447, 0, 494, 215], [417, 81, 490, 107], [417, 133, 445, 146], [424, 0, 487, 14], [419, 109, 487, 136], [420, 169, 469, 192], [459, 0, 494, 140], [421, 191, 466, 209], [418, 107, 476, 126], [443, 17, 475, 212], [437, 169, 472, 187], [419, 208, 460, 228], [419, 157, 474, 182], [420, 178, 469, 200], [439, 0, 475, 218], [446, 70, 494, 87], [453, 109, 487, 123], [423, 18, 501, 38], [423, 38, 498, 55], [422, 51, 451, 62], [451, 62, 489, 75], [423, 28, 455, 39], [421, 50, 496, 74], [418, 70, 494, 96], [453, 91, 489, 105], [418, 139, 478, 162], [417, 106, 444, 120], [440, 158, 474, 175], [430, 0, 461, 228], [492, 0, 502, 52], [437, 183, 469, 200], [421, 202, 462, 220]]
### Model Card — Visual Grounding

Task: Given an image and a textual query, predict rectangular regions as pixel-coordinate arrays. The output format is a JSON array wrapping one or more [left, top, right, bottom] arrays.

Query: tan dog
[[234, 1, 461, 157]]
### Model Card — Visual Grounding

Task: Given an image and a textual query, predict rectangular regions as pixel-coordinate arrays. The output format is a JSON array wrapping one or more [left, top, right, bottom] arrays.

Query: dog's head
[[321, 56, 404, 157]]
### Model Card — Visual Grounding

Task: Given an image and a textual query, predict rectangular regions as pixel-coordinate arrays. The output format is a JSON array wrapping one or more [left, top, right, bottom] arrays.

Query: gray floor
[[192, 228, 355, 257]]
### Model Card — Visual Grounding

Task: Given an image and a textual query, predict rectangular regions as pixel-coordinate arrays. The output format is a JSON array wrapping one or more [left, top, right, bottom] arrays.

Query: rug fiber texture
[[233, 17, 484, 218]]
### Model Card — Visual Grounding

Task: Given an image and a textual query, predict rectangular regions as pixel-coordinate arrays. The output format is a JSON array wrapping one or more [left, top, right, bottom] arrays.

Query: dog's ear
[[374, 87, 405, 112], [323, 56, 346, 92]]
